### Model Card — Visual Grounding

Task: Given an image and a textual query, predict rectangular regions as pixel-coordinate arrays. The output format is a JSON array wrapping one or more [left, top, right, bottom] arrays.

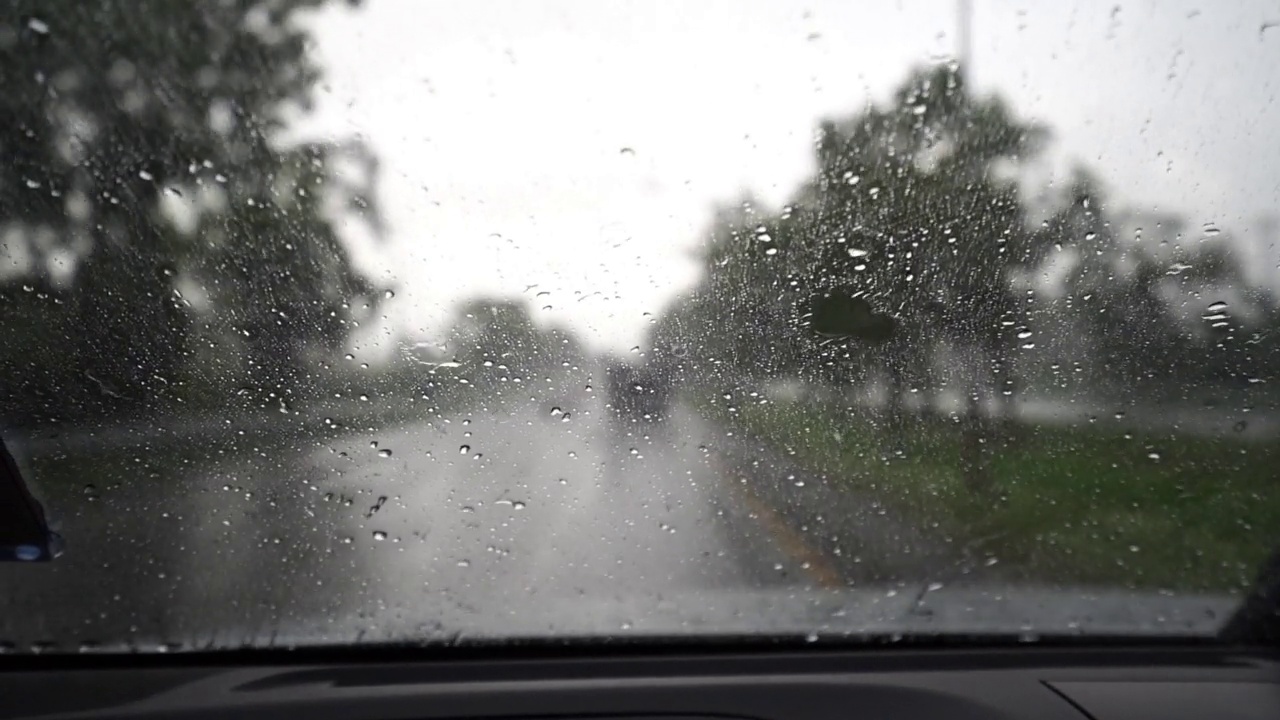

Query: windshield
[[2, 0, 1278, 653]]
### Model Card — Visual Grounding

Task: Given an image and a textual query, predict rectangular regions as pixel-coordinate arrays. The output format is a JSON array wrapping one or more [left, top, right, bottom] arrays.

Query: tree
[[1024, 166, 1277, 403], [442, 298, 586, 405], [0, 1, 380, 425], [660, 66, 1044, 420]]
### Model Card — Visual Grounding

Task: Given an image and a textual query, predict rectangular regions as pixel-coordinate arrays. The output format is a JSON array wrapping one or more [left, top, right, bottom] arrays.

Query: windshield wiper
[[0, 437, 60, 562], [1219, 548, 1280, 645]]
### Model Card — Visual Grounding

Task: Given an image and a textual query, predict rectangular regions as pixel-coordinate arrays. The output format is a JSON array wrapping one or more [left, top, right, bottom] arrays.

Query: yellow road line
[[715, 453, 844, 588]]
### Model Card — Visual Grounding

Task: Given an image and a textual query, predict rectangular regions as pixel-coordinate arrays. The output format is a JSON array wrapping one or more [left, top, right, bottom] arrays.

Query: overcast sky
[[290, 0, 1280, 356]]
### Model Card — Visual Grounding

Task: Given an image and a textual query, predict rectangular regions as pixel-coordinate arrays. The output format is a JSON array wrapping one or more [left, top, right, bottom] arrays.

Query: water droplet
[[619, 147, 635, 156], [377, 449, 392, 458], [372, 530, 388, 541], [137, 169, 154, 181], [1147, 452, 1161, 461], [926, 581, 944, 592], [1202, 222, 1221, 237], [1020, 342, 1036, 350], [512, 501, 526, 510], [550, 406, 562, 416], [1233, 420, 1248, 433], [459, 445, 470, 454], [561, 413, 571, 422], [384, 289, 395, 299], [1016, 330, 1033, 340], [27, 18, 49, 34], [1206, 301, 1229, 313], [847, 248, 868, 258], [764, 247, 778, 256], [629, 448, 639, 456], [456, 559, 471, 568]]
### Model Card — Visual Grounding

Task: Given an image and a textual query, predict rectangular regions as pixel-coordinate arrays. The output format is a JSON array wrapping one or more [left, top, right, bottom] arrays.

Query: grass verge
[[698, 395, 1279, 592]]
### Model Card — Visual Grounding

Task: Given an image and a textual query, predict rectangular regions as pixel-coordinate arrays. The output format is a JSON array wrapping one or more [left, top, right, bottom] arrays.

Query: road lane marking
[[712, 453, 844, 589]]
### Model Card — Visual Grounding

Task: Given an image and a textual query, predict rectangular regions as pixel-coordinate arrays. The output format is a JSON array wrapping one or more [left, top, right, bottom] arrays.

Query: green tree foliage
[[658, 65, 1044, 409], [0, 1, 379, 426], [1037, 181, 1278, 401], [658, 63, 1278, 427]]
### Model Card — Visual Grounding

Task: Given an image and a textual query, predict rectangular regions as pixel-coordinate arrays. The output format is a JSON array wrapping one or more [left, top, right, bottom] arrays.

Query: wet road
[[2, 393, 1240, 649], [4, 395, 819, 648], [180, 395, 819, 644]]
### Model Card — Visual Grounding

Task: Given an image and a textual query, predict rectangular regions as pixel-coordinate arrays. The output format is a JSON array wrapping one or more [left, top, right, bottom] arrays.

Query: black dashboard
[[2, 642, 1277, 720]]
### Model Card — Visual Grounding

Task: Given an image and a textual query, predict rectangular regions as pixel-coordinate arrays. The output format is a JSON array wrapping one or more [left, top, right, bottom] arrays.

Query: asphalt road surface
[[3, 394, 827, 649]]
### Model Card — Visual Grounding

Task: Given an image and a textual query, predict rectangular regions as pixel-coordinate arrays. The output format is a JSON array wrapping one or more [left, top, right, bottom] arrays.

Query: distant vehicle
[[606, 364, 669, 422]]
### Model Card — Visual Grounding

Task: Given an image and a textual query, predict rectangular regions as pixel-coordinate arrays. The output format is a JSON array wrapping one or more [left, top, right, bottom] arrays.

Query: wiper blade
[[1219, 548, 1280, 645], [0, 436, 61, 562]]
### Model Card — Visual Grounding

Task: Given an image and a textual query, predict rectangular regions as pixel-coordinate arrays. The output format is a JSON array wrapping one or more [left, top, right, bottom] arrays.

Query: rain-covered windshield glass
[[2, 0, 1279, 652]]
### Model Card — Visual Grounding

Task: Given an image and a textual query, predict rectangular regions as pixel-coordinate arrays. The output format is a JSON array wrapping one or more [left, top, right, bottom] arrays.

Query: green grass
[[700, 396, 1280, 592]]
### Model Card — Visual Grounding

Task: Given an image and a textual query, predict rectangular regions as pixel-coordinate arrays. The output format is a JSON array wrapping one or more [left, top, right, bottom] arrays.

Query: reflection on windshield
[[1, 0, 1278, 651]]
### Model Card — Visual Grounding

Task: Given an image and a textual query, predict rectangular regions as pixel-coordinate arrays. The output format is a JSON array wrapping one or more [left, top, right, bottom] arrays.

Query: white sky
[[290, 0, 1280, 355]]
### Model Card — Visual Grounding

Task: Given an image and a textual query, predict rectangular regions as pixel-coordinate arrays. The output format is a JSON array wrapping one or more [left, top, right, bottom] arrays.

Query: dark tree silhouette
[[0, 1, 380, 426], [658, 66, 1044, 423]]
